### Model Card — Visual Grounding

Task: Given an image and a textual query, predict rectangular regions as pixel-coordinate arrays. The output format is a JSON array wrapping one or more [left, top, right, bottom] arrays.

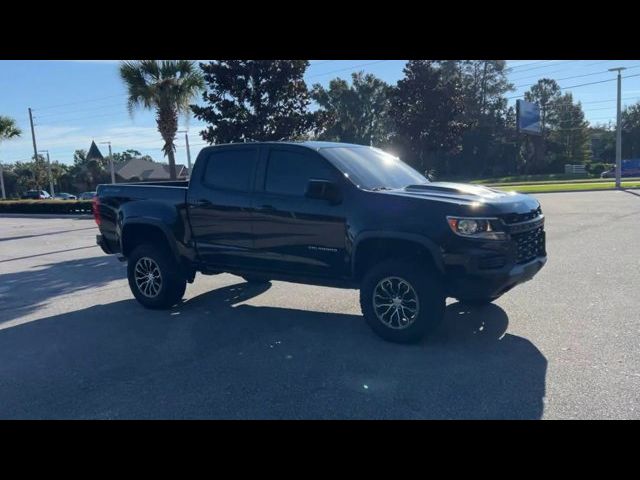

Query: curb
[[510, 187, 640, 195], [0, 213, 93, 219]]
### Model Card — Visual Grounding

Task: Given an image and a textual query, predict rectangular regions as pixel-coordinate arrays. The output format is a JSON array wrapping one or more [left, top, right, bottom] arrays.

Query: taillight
[[92, 196, 101, 226]]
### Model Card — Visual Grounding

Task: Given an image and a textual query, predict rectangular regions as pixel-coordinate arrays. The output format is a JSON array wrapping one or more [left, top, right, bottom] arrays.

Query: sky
[[1, 59, 640, 167]]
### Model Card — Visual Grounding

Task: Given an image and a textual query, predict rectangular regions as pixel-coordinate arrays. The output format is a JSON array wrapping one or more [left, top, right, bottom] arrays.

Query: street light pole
[[177, 130, 192, 179], [99, 141, 115, 184], [0, 163, 5, 200], [609, 67, 626, 188], [38, 149, 55, 197]]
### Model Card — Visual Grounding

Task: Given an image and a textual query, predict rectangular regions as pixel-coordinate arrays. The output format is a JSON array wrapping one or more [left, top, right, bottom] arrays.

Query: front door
[[251, 146, 349, 278]]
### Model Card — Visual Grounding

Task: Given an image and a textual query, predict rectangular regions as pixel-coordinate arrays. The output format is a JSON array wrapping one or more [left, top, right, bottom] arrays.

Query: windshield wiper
[[370, 186, 393, 191]]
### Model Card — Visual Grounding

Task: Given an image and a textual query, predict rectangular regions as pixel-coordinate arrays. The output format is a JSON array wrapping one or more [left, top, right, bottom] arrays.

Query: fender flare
[[351, 231, 445, 276], [120, 217, 181, 263]]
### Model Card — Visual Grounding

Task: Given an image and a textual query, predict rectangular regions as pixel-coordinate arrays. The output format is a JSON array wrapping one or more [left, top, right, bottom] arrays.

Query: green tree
[[0, 116, 21, 141], [435, 61, 513, 122], [523, 79, 562, 173], [192, 60, 315, 143], [388, 60, 467, 174], [311, 72, 393, 146], [524, 78, 562, 133], [589, 124, 616, 163], [13, 157, 49, 192], [548, 93, 590, 167], [0, 116, 22, 198], [119, 60, 204, 179], [70, 149, 109, 191], [433, 61, 514, 177], [621, 102, 640, 159], [111, 149, 143, 163]]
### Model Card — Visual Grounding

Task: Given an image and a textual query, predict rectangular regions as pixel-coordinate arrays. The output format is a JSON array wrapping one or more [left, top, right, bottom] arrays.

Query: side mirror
[[305, 179, 342, 204]]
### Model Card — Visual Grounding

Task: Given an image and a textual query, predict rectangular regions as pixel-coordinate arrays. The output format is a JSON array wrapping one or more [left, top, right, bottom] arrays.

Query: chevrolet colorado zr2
[[95, 142, 546, 343]]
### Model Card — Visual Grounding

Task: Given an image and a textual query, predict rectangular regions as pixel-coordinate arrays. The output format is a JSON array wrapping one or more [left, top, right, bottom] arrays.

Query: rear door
[[187, 146, 259, 269], [250, 146, 349, 278]]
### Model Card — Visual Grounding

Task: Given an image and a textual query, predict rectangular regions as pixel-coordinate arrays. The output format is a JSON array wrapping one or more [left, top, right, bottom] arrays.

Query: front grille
[[514, 226, 545, 264], [501, 206, 542, 225]]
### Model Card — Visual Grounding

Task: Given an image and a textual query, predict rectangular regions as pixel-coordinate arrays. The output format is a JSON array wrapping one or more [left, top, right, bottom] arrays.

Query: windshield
[[319, 146, 428, 190]]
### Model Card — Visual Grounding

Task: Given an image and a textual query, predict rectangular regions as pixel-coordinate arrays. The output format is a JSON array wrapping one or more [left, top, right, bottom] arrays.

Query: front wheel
[[360, 260, 445, 343], [127, 244, 186, 309]]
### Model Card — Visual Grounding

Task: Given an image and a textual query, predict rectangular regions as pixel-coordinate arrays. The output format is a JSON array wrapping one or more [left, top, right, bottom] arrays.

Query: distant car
[[601, 159, 640, 178], [21, 190, 51, 199], [78, 191, 97, 200], [54, 192, 77, 200]]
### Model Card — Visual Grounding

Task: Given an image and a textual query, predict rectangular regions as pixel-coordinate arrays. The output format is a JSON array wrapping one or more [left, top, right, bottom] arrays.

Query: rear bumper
[[96, 234, 114, 255], [446, 255, 547, 300]]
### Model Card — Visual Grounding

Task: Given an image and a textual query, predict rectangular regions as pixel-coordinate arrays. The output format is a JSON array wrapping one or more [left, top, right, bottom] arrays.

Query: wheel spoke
[[134, 257, 162, 298], [372, 276, 420, 330]]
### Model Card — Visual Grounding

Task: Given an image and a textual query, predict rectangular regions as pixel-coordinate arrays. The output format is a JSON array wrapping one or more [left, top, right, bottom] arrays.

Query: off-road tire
[[360, 259, 445, 343], [127, 243, 186, 309]]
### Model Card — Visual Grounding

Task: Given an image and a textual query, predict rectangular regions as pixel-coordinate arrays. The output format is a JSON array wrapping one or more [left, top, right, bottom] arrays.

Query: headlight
[[446, 216, 506, 240]]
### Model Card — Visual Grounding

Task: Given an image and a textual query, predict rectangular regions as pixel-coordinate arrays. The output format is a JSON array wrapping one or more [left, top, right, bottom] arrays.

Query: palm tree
[[0, 116, 22, 198], [0, 115, 21, 142], [119, 60, 204, 179]]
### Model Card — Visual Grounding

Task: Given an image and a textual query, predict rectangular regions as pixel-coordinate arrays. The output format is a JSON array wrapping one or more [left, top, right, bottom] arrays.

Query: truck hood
[[377, 182, 540, 214]]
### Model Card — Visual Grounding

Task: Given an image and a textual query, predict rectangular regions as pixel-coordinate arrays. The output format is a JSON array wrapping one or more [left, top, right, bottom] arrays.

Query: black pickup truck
[[95, 141, 546, 343]]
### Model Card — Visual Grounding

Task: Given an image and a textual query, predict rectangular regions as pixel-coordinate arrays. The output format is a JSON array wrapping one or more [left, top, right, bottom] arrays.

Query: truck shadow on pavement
[[0, 281, 547, 420], [0, 255, 126, 325]]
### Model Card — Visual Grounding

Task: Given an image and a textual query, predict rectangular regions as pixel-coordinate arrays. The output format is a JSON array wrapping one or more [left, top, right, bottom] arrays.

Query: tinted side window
[[203, 148, 256, 192], [265, 150, 333, 196]]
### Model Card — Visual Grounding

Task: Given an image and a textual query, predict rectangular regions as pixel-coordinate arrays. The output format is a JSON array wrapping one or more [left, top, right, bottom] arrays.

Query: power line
[[506, 60, 577, 75], [506, 60, 554, 71], [510, 62, 619, 84], [508, 76, 625, 100], [35, 101, 130, 119], [307, 60, 389, 79], [508, 60, 613, 82], [512, 65, 640, 89], [35, 110, 129, 126], [34, 93, 128, 111], [308, 60, 336, 68]]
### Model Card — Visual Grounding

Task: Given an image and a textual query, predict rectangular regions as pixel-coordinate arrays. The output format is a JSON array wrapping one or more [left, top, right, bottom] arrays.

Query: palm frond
[[0, 116, 22, 141]]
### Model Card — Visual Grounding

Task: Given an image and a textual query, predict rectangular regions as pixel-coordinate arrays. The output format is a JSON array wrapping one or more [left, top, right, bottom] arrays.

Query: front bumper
[[445, 255, 546, 300]]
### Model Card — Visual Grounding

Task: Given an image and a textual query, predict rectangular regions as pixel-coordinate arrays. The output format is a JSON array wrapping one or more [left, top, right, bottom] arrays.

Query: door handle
[[194, 198, 212, 206], [259, 204, 276, 211]]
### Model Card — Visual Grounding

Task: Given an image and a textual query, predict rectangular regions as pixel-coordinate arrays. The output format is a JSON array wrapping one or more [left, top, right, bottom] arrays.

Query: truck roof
[[199, 141, 368, 152]]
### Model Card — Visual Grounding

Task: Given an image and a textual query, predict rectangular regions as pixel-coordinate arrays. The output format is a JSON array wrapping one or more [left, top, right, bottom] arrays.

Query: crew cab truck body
[[95, 141, 547, 343]]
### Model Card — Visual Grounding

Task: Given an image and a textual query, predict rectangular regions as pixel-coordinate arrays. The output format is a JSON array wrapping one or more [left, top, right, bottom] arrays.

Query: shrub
[[0, 200, 93, 214], [586, 162, 614, 176]]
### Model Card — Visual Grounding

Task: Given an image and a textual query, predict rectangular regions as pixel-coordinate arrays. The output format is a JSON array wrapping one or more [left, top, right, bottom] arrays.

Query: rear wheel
[[127, 243, 186, 309], [360, 259, 445, 343]]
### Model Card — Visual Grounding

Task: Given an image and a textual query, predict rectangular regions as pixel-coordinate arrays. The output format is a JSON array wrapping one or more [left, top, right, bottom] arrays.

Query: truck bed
[[96, 181, 191, 255]]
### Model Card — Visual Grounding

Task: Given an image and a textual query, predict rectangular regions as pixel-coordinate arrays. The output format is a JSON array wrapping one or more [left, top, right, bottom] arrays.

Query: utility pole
[[99, 141, 115, 184], [0, 163, 5, 200], [28, 107, 39, 186], [609, 67, 626, 188], [38, 150, 55, 197], [177, 130, 192, 179]]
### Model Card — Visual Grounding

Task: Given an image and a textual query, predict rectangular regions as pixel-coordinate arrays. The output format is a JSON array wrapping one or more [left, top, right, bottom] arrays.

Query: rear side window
[[265, 149, 334, 196], [203, 148, 257, 192]]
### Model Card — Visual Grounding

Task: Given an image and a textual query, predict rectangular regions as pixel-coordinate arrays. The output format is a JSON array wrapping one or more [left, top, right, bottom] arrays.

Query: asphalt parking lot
[[1, 190, 639, 419]]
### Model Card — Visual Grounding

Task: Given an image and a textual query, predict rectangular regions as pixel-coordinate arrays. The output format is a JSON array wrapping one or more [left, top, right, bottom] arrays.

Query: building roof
[[115, 158, 187, 181], [87, 141, 104, 160]]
